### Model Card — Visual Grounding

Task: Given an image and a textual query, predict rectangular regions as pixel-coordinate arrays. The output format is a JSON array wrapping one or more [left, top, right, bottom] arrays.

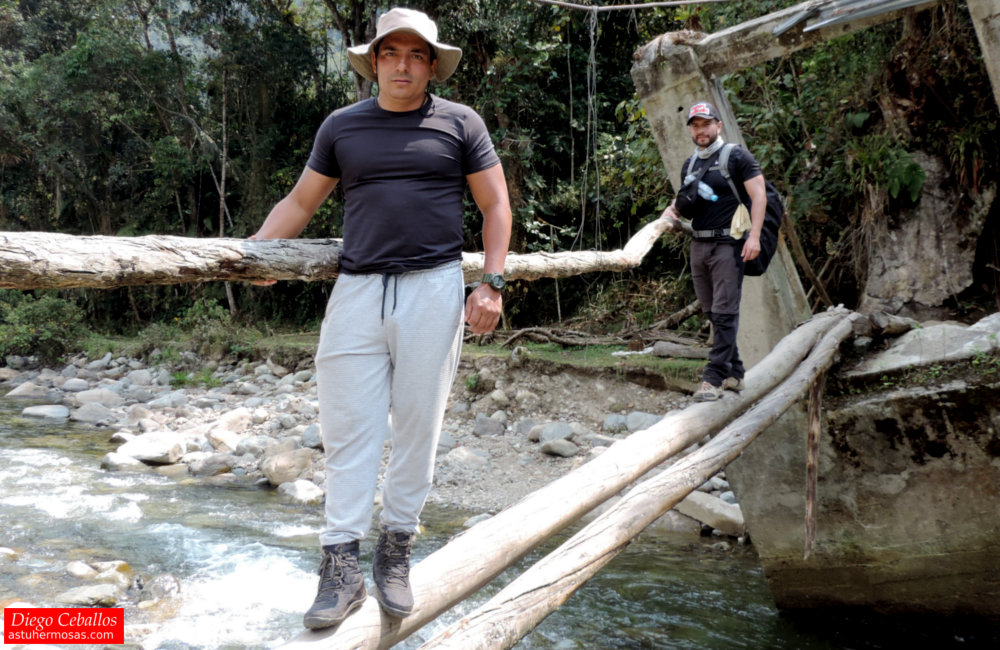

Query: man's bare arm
[[253, 168, 339, 240], [464, 164, 512, 335]]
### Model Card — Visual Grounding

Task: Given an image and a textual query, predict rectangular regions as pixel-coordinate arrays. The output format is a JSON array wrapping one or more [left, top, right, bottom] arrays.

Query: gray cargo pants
[[691, 240, 746, 387]]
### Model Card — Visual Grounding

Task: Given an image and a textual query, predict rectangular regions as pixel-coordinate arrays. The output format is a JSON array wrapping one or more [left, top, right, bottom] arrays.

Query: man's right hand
[[662, 204, 681, 223]]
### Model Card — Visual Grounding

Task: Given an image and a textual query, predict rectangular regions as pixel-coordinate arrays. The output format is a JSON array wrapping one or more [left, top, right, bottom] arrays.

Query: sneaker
[[373, 528, 414, 618], [303, 541, 366, 630], [722, 377, 745, 392], [693, 381, 724, 402]]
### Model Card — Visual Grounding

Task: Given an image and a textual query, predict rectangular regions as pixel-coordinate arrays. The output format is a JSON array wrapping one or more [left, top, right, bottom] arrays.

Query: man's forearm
[[480, 205, 512, 275]]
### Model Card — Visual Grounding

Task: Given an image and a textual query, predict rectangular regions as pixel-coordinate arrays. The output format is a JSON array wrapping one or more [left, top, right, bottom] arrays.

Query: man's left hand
[[742, 235, 761, 262], [465, 283, 502, 334]]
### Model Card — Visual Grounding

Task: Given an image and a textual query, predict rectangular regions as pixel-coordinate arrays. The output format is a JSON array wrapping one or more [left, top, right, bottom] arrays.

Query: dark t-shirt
[[307, 95, 501, 273], [683, 145, 762, 237]]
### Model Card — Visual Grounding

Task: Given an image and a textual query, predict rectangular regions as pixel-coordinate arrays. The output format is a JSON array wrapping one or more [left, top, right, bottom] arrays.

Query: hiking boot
[[722, 377, 745, 392], [373, 528, 414, 618], [693, 381, 724, 402], [303, 541, 366, 630]]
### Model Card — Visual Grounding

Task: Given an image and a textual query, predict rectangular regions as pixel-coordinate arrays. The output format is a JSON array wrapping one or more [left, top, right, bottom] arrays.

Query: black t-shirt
[[307, 95, 501, 273], [682, 145, 762, 236]]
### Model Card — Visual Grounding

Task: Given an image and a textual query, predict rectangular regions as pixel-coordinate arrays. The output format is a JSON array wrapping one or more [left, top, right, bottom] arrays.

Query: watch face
[[484, 274, 505, 290]]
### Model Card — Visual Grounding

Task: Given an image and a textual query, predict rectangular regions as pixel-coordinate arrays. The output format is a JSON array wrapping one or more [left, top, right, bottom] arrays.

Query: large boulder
[[116, 432, 185, 465], [75, 388, 124, 408], [261, 448, 316, 485], [859, 153, 995, 319]]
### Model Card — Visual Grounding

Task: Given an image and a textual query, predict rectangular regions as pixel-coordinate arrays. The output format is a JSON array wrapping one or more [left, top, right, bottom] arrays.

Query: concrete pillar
[[968, 0, 1000, 112], [631, 37, 811, 368]]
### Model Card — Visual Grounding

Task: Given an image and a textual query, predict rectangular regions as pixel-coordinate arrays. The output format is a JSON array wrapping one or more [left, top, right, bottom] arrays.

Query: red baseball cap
[[687, 101, 720, 124]]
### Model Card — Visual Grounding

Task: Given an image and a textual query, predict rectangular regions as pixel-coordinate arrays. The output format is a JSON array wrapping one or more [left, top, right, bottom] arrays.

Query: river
[[1, 400, 996, 649]]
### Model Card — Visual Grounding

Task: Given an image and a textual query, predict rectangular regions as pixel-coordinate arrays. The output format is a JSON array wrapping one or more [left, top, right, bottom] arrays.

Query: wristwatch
[[481, 273, 506, 291]]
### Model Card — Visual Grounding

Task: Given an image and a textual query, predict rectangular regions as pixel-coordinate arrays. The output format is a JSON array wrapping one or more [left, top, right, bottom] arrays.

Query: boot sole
[[374, 588, 413, 618], [302, 590, 366, 630]]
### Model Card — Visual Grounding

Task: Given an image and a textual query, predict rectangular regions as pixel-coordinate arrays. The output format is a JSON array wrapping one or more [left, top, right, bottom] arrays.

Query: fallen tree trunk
[[0, 233, 344, 289], [279, 307, 852, 649], [0, 216, 676, 290], [418, 311, 861, 650]]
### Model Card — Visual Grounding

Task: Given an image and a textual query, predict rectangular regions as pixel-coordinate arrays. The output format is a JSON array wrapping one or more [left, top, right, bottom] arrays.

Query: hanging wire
[[572, 8, 601, 251]]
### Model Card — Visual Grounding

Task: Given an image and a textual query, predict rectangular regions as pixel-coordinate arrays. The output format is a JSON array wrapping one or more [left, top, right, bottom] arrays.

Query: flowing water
[[2, 400, 997, 649]]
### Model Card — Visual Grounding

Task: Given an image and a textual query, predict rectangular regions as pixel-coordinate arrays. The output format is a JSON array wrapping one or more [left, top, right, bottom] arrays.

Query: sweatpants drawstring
[[381, 274, 398, 322]]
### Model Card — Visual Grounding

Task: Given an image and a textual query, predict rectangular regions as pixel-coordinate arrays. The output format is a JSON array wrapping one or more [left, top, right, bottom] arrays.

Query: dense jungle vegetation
[[1, 0, 998, 361]]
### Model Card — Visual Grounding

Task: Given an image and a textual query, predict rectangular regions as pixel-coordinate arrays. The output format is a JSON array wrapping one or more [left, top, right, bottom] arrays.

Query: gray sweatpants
[[315, 261, 464, 546]]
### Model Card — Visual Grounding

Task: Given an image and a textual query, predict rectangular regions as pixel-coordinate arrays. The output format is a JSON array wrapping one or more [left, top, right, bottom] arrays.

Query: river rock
[[207, 428, 242, 452], [139, 574, 181, 602], [66, 561, 99, 579], [94, 561, 133, 589], [71, 402, 115, 425], [266, 359, 290, 377], [85, 353, 112, 371], [62, 377, 90, 392], [278, 479, 324, 504], [216, 407, 251, 432], [22, 405, 70, 419], [261, 448, 315, 485], [5, 381, 48, 399], [57, 584, 122, 607], [0, 367, 20, 382], [538, 421, 574, 443], [117, 432, 185, 465], [101, 452, 147, 471], [126, 369, 153, 386], [441, 446, 488, 470], [437, 430, 458, 454], [626, 411, 661, 432], [675, 491, 745, 537], [75, 388, 124, 408], [473, 413, 505, 436], [5, 354, 30, 368], [187, 452, 240, 477], [234, 435, 271, 457], [540, 438, 579, 457], [148, 390, 188, 409], [602, 413, 628, 433], [302, 423, 323, 449]]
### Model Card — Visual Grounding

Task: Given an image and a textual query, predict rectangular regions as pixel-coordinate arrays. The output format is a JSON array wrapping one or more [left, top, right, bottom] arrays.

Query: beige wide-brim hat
[[347, 8, 463, 84]]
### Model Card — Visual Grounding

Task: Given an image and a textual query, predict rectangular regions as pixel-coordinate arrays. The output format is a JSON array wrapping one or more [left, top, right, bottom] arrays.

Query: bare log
[[462, 214, 676, 282], [651, 340, 710, 359], [0, 233, 344, 289], [0, 216, 675, 290], [804, 370, 826, 559], [869, 312, 919, 336], [419, 312, 861, 650], [279, 308, 853, 649], [499, 328, 626, 348]]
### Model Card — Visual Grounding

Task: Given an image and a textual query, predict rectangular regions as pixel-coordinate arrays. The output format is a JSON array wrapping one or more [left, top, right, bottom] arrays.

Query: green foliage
[[171, 367, 222, 388], [837, 133, 926, 202], [1, 0, 996, 332], [0, 291, 87, 362]]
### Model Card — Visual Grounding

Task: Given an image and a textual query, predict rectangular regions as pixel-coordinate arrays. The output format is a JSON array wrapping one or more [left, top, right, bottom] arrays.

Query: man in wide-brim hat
[[251, 6, 511, 630]]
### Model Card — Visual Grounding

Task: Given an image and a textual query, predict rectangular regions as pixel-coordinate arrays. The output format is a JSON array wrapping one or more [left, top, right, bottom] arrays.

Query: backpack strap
[[710, 143, 743, 203], [683, 152, 698, 180]]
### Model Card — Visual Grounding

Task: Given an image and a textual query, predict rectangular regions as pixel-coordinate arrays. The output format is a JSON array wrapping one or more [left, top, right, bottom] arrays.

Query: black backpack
[[684, 143, 784, 276]]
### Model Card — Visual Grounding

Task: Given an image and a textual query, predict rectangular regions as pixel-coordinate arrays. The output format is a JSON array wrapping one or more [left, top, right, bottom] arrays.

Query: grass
[[462, 341, 705, 388], [75, 323, 706, 390]]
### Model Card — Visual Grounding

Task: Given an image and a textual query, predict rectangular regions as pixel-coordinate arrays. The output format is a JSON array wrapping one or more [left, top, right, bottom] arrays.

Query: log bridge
[[1, 224, 867, 647]]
